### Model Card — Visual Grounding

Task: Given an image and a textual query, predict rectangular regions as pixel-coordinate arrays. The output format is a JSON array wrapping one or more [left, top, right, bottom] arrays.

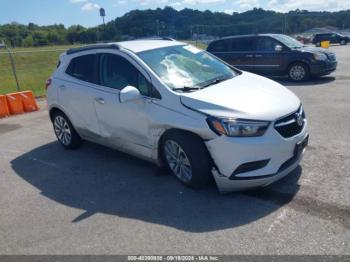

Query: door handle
[[245, 54, 254, 58], [255, 54, 263, 57], [59, 84, 66, 89], [94, 97, 105, 104]]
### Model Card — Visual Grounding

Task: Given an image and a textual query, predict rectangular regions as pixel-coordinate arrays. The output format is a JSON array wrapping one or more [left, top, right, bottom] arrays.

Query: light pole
[[0, 41, 20, 92], [156, 19, 160, 36], [100, 8, 106, 27]]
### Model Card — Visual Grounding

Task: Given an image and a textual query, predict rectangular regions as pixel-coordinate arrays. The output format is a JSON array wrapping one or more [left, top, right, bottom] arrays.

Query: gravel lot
[[0, 45, 349, 255]]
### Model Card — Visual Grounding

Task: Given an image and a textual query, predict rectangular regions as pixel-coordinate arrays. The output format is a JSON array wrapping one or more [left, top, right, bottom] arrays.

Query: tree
[[22, 35, 34, 47]]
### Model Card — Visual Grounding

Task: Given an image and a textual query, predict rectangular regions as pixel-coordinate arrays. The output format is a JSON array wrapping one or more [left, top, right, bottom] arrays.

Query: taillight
[[45, 78, 52, 90]]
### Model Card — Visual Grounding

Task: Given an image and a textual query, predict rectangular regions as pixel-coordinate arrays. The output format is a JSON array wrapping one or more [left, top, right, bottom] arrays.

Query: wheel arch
[[156, 128, 212, 164], [49, 106, 71, 123]]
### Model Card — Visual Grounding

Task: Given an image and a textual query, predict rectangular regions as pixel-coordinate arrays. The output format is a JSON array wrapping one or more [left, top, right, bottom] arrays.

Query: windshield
[[137, 45, 238, 91], [272, 34, 304, 49]]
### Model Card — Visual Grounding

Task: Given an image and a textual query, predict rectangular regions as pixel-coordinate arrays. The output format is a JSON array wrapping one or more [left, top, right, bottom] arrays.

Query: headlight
[[313, 53, 328, 61], [207, 117, 270, 137]]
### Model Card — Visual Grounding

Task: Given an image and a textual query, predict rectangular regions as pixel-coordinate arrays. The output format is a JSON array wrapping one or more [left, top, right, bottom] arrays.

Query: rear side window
[[208, 40, 230, 52], [66, 54, 96, 83], [231, 37, 254, 52]]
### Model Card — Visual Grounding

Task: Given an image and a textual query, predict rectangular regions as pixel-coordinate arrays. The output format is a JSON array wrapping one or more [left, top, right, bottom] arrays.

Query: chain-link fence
[[0, 46, 75, 97]]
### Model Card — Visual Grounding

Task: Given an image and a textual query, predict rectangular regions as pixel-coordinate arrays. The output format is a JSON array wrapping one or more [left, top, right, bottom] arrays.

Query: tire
[[288, 62, 310, 82], [340, 39, 347, 45], [315, 42, 321, 47], [161, 130, 212, 188], [52, 111, 82, 149]]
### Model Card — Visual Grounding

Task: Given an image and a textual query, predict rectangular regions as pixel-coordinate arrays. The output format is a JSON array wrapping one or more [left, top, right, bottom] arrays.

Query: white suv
[[47, 39, 308, 193]]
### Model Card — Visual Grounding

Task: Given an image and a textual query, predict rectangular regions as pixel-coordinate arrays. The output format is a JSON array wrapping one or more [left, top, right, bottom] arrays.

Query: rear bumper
[[205, 122, 308, 193], [310, 60, 337, 76]]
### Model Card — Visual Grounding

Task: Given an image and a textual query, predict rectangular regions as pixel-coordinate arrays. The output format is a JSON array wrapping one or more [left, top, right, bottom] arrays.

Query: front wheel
[[52, 111, 82, 149], [340, 39, 347, 45], [161, 131, 212, 187], [288, 62, 310, 82]]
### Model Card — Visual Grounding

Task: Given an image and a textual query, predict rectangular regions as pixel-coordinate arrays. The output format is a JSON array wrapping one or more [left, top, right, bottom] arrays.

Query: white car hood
[[180, 72, 300, 121]]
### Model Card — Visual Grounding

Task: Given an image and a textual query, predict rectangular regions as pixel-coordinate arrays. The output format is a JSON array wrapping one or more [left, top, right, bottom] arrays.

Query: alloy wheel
[[54, 116, 72, 146], [164, 140, 193, 183], [289, 65, 306, 81]]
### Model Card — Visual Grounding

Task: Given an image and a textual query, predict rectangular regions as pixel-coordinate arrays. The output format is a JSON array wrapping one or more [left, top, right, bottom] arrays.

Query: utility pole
[[0, 41, 20, 92], [156, 20, 160, 36], [284, 13, 288, 34]]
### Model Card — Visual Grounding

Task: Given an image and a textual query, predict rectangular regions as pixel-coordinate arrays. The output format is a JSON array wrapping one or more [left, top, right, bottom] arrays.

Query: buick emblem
[[295, 113, 303, 126]]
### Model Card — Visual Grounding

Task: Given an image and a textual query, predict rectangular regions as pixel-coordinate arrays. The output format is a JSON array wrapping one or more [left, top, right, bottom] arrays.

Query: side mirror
[[119, 86, 142, 103], [275, 45, 283, 52]]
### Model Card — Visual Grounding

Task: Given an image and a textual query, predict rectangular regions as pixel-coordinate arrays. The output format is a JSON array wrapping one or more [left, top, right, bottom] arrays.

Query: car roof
[[118, 39, 184, 53], [210, 34, 284, 42], [66, 39, 185, 56]]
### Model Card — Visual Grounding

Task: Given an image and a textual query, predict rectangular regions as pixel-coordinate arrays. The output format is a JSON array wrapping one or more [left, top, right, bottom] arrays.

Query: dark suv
[[312, 33, 349, 46], [207, 34, 338, 81]]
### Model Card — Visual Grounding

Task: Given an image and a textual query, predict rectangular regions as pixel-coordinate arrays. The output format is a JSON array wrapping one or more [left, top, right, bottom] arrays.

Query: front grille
[[326, 53, 336, 61], [274, 106, 305, 138]]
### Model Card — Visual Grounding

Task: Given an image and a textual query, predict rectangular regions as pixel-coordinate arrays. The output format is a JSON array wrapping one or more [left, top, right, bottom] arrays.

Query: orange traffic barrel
[[6, 92, 24, 115], [0, 95, 10, 118], [19, 91, 39, 112]]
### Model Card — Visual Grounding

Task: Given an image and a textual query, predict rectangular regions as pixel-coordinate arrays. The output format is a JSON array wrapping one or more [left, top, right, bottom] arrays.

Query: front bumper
[[310, 60, 337, 76], [205, 121, 308, 193]]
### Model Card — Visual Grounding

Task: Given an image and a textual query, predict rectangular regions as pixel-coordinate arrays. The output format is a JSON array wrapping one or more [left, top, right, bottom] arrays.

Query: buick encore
[[47, 39, 308, 193]]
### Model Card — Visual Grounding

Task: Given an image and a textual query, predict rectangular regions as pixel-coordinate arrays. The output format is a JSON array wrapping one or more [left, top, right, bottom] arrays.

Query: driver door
[[253, 36, 287, 76], [92, 51, 159, 156]]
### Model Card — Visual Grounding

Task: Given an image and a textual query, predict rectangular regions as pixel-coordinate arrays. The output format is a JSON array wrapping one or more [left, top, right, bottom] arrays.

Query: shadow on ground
[[11, 141, 302, 232]]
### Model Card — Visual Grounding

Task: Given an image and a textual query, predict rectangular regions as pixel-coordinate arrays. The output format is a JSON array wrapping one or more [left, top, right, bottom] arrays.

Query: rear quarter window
[[208, 40, 230, 52], [66, 54, 96, 84], [231, 37, 255, 52]]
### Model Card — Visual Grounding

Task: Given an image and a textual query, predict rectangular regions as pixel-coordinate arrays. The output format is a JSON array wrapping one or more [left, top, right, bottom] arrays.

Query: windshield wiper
[[173, 86, 202, 92], [202, 76, 229, 88]]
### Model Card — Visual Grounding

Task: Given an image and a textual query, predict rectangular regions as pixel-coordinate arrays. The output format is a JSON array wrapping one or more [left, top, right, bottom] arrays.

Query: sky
[[1, 0, 350, 27]]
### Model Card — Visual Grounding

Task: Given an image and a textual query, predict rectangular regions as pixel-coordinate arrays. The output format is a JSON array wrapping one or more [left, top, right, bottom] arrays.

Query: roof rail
[[135, 36, 176, 41], [66, 43, 120, 55]]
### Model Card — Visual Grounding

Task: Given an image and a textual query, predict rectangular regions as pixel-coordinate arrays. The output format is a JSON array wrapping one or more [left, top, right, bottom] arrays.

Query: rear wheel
[[315, 42, 321, 47], [161, 130, 212, 187], [340, 39, 347, 45], [52, 111, 82, 149], [288, 62, 310, 82]]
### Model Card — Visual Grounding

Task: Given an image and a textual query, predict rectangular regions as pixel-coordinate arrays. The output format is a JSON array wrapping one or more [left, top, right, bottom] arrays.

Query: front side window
[[137, 45, 238, 91], [256, 37, 280, 52], [66, 54, 96, 83], [98, 53, 151, 96], [272, 34, 303, 49]]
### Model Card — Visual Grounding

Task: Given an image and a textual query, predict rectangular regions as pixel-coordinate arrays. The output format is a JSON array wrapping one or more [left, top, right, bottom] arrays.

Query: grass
[[0, 45, 79, 97], [183, 40, 208, 50], [0, 41, 207, 97]]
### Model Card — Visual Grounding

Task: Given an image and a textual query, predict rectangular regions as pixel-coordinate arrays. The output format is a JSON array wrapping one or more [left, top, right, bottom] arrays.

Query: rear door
[[57, 53, 100, 138], [230, 37, 256, 71], [208, 37, 256, 70], [207, 39, 233, 63]]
